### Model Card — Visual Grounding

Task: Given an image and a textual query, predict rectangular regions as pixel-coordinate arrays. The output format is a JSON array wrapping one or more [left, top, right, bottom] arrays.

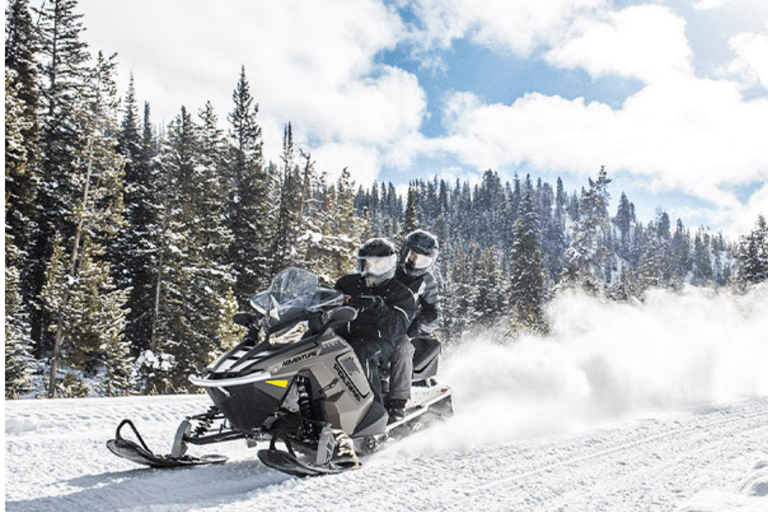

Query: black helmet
[[400, 230, 439, 277], [357, 238, 397, 287]]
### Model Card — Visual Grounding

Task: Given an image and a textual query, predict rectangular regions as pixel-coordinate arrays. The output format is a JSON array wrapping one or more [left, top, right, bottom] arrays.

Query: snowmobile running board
[[106, 419, 227, 469]]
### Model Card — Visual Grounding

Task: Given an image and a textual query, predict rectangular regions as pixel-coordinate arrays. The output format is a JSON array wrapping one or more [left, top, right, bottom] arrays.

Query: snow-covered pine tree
[[565, 166, 613, 292], [542, 177, 568, 283], [147, 107, 202, 392], [5, 0, 40, 264], [60, 240, 130, 395], [27, 0, 91, 356], [148, 104, 233, 392], [5, 72, 36, 396], [112, 76, 159, 356], [5, 199, 35, 398], [399, 186, 419, 245], [292, 149, 324, 266], [269, 123, 302, 276], [472, 245, 505, 328], [737, 214, 768, 286], [225, 66, 271, 303], [614, 192, 634, 260], [671, 219, 692, 285], [41, 52, 129, 397], [637, 210, 673, 292], [509, 183, 547, 335], [692, 228, 714, 286], [440, 243, 476, 343], [304, 167, 364, 282]]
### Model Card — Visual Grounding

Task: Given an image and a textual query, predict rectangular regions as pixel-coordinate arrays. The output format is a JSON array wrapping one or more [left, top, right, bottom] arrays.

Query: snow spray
[[384, 283, 768, 457]]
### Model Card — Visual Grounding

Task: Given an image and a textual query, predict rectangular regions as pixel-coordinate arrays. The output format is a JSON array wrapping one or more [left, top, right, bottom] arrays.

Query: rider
[[386, 230, 441, 422], [334, 238, 416, 408]]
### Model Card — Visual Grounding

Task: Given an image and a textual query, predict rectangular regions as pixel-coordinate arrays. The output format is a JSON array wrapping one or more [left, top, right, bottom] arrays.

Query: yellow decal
[[266, 380, 288, 388]]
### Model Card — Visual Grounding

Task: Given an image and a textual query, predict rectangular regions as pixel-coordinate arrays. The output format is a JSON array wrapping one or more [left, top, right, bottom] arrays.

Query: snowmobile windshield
[[249, 267, 345, 334]]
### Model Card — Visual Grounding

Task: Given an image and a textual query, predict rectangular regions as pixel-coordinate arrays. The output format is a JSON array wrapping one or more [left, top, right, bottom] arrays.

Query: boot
[[387, 399, 407, 423]]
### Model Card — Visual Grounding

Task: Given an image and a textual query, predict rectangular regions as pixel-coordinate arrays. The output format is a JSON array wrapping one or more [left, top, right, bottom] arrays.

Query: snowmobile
[[107, 267, 453, 477]]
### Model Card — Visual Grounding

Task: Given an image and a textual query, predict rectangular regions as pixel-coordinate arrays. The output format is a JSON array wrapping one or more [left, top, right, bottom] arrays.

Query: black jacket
[[334, 273, 415, 342]]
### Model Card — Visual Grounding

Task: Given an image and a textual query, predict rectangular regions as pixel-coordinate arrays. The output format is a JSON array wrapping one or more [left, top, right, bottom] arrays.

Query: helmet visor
[[358, 254, 396, 276], [405, 249, 435, 270]]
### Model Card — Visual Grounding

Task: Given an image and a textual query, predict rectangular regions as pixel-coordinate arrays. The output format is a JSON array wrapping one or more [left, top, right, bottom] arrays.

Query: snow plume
[[389, 283, 768, 457]]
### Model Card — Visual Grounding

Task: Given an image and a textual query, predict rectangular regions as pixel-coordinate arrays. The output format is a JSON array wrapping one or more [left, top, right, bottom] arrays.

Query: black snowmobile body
[[107, 267, 453, 476]]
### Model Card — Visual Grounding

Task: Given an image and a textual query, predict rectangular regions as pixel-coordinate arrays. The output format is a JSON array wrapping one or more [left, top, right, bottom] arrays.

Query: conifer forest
[[5, 0, 768, 399]]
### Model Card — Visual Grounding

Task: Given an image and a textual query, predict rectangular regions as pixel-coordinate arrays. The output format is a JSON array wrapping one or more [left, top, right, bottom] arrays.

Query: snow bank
[[389, 283, 768, 456]]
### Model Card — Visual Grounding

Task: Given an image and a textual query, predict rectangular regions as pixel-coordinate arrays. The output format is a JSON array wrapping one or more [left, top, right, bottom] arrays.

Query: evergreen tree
[[5, 0, 40, 260], [27, 0, 91, 355], [612, 265, 639, 301], [269, 123, 302, 276], [614, 192, 634, 259], [146, 105, 232, 392], [225, 66, 270, 303], [41, 52, 129, 397], [509, 185, 547, 335], [441, 244, 476, 342], [5, 200, 34, 398], [671, 219, 691, 284], [737, 214, 768, 285], [303, 167, 364, 282], [401, 186, 419, 241], [565, 166, 613, 292], [113, 77, 158, 355], [692, 228, 714, 286], [473, 247, 504, 328]]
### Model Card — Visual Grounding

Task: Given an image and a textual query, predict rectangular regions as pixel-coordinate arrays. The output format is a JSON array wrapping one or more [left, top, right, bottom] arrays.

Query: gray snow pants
[[388, 335, 414, 402]]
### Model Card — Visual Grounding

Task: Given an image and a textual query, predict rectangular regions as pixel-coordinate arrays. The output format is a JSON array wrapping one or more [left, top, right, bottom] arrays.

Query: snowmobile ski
[[257, 426, 360, 477], [106, 419, 227, 468], [257, 449, 357, 477]]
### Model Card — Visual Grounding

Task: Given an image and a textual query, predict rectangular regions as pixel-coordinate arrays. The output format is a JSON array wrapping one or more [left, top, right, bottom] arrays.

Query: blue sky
[[75, 0, 768, 237]]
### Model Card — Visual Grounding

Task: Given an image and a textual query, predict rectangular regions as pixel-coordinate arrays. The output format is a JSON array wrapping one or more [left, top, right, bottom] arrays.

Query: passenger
[[386, 230, 441, 422]]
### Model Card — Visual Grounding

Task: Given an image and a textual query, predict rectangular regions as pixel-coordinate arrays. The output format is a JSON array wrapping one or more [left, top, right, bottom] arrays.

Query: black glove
[[407, 321, 421, 338], [348, 294, 385, 312]]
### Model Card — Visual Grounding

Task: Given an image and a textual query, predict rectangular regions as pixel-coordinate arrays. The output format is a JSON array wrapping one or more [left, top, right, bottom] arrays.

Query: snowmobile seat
[[411, 336, 441, 381]]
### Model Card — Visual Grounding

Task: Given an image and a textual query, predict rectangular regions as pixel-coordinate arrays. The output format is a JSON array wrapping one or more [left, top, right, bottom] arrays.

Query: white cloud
[[312, 142, 381, 188], [406, 0, 608, 56], [80, 0, 426, 166], [692, 0, 736, 9], [438, 79, 768, 209], [728, 31, 768, 89], [546, 5, 693, 82]]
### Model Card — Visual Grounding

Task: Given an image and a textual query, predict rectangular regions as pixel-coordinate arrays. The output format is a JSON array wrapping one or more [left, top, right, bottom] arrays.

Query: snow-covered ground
[[6, 285, 768, 511]]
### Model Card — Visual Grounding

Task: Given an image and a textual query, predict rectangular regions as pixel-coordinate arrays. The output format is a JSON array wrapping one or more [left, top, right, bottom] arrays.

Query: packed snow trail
[[5, 395, 768, 511]]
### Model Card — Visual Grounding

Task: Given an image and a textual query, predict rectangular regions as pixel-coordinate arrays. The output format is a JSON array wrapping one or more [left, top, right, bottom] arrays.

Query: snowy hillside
[[6, 285, 768, 511]]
